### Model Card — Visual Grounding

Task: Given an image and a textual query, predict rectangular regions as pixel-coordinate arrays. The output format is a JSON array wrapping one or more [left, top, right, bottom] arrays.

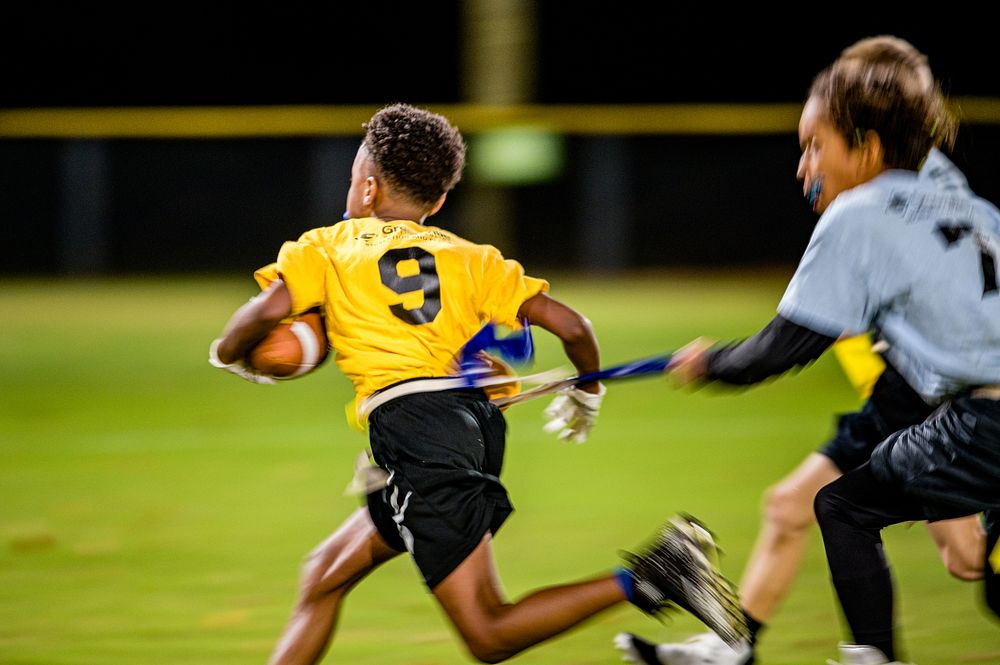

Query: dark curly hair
[[362, 103, 466, 208], [808, 36, 956, 170]]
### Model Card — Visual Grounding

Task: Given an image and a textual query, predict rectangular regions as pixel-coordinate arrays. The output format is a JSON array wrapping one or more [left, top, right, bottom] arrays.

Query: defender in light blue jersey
[[795, 45, 1000, 662], [616, 37, 997, 665], [779, 151, 1000, 400]]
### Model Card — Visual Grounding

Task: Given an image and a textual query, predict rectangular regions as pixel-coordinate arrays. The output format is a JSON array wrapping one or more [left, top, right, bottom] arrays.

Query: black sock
[[743, 608, 764, 645], [828, 558, 896, 660]]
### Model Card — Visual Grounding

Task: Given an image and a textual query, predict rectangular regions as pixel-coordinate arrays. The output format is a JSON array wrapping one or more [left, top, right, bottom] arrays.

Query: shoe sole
[[660, 517, 748, 646]]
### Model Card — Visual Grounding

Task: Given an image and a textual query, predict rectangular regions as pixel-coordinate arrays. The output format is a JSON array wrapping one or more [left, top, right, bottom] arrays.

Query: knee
[[297, 545, 349, 605], [462, 635, 515, 664], [945, 555, 984, 581], [297, 561, 333, 606], [812, 483, 840, 528], [940, 539, 984, 581], [934, 522, 986, 581], [457, 624, 518, 664], [762, 483, 816, 535]]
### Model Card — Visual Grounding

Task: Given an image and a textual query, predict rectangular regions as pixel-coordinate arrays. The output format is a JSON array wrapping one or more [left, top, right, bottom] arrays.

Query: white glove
[[208, 338, 276, 385], [543, 383, 606, 444]]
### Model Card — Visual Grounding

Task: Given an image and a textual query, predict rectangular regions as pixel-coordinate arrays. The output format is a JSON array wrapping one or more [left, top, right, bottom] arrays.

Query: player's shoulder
[[295, 221, 346, 245], [921, 148, 971, 193], [293, 219, 392, 252], [821, 172, 920, 232], [816, 186, 883, 237], [407, 221, 468, 247], [413, 223, 508, 260]]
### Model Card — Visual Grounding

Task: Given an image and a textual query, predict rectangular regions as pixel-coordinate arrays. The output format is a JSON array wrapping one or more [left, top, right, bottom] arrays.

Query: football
[[247, 311, 329, 379]]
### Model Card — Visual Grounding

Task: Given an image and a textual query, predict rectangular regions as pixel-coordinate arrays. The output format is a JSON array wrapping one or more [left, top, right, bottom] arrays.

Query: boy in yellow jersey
[[209, 103, 746, 664]]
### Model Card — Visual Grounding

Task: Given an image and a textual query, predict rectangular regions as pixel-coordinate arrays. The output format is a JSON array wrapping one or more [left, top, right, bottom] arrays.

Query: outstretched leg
[[739, 452, 841, 623], [613, 461, 985, 664], [612, 454, 842, 665], [433, 515, 745, 664], [432, 533, 625, 663], [268, 507, 402, 665]]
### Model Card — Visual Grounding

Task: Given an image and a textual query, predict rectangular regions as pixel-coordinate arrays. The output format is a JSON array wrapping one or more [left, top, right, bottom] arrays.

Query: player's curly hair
[[363, 103, 466, 208], [809, 35, 957, 170]]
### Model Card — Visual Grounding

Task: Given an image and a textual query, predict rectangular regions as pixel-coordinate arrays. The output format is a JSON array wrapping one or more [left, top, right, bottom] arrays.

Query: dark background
[[2, 4, 998, 275], [4, 6, 998, 107]]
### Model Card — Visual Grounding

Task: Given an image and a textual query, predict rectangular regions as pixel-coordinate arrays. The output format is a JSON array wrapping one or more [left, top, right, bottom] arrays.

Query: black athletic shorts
[[820, 362, 935, 472], [366, 388, 513, 589], [869, 394, 1000, 521]]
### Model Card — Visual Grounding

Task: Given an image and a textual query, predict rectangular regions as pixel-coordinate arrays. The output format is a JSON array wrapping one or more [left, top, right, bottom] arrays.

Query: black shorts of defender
[[820, 362, 936, 473], [867, 394, 1000, 522], [366, 387, 513, 589]]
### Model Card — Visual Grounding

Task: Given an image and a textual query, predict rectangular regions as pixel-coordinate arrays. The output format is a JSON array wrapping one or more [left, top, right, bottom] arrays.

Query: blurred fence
[[2, 104, 998, 275]]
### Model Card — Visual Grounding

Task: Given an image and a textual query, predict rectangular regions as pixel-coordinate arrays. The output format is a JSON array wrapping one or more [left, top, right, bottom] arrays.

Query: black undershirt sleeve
[[705, 314, 837, 385]]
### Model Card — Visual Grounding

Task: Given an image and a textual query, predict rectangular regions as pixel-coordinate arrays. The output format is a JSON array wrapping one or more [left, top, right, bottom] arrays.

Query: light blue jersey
[[779, 151, 1000, 401]]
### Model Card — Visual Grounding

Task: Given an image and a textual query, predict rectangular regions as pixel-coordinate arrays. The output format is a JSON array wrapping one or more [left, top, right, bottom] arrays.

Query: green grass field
[[1, 274, 997, 664]]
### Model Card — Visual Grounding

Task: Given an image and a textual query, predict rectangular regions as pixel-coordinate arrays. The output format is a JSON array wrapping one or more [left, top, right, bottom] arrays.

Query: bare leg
[[268, 507, 402, 665], [926, 515, 985, 581], [739, 453, 841, 622], [433, 533, 625, 663], [741, 457, 985, 620]]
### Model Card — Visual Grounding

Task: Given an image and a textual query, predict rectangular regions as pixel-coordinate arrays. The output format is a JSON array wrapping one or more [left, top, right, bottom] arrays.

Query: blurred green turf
[[1, 274, 996, 664]]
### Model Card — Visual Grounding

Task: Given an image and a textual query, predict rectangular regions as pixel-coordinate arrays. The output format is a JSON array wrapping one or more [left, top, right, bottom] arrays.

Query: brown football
[[247, 311, 329, 379]]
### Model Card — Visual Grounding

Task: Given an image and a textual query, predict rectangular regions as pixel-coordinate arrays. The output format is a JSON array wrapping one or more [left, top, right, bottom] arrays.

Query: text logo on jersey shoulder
[[887, 192, 908, 216], [355, 225, 402, 244]]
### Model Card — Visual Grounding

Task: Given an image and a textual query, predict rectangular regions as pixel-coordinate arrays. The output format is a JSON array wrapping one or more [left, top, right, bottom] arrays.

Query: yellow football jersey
[[254, 217, 548, 401]]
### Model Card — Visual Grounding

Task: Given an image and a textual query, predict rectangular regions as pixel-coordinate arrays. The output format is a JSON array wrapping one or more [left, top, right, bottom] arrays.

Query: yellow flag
[[345, 396, 369, 433], [832, 333, 886, 399]]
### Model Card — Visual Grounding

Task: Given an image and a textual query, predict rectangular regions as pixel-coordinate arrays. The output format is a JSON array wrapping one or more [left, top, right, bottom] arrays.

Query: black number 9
[[378, 247, 442, 324]]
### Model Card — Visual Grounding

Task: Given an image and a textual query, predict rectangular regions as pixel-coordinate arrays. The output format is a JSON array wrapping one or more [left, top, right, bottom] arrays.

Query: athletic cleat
[[614, 632, 666, 664], [621, 514, 749, 647], [825, 643, 913, 665], [614, 631, 753, 665]]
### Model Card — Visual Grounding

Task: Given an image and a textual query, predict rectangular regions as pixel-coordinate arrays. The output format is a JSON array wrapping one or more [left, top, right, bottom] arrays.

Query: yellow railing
[[2, 99, 998, 138]]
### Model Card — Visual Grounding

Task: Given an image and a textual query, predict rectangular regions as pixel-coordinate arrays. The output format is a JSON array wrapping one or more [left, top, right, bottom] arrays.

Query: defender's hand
[[208, 338, 276, 385], [666, 337, 714, 387], [543, 383, 606, 444]]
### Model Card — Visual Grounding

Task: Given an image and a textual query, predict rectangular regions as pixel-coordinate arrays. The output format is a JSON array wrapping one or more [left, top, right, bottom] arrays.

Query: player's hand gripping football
[[543, 383, 606, 444], [208, 338, 276, 385]]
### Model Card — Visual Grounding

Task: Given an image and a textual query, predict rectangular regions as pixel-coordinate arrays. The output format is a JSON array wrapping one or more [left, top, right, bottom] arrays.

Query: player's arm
[[211, 279, 293, 370], [518, 292, 605, 443], [708, 314, 836, 384], [518, 292, 601, 390], [671, 314, 836, 386]]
